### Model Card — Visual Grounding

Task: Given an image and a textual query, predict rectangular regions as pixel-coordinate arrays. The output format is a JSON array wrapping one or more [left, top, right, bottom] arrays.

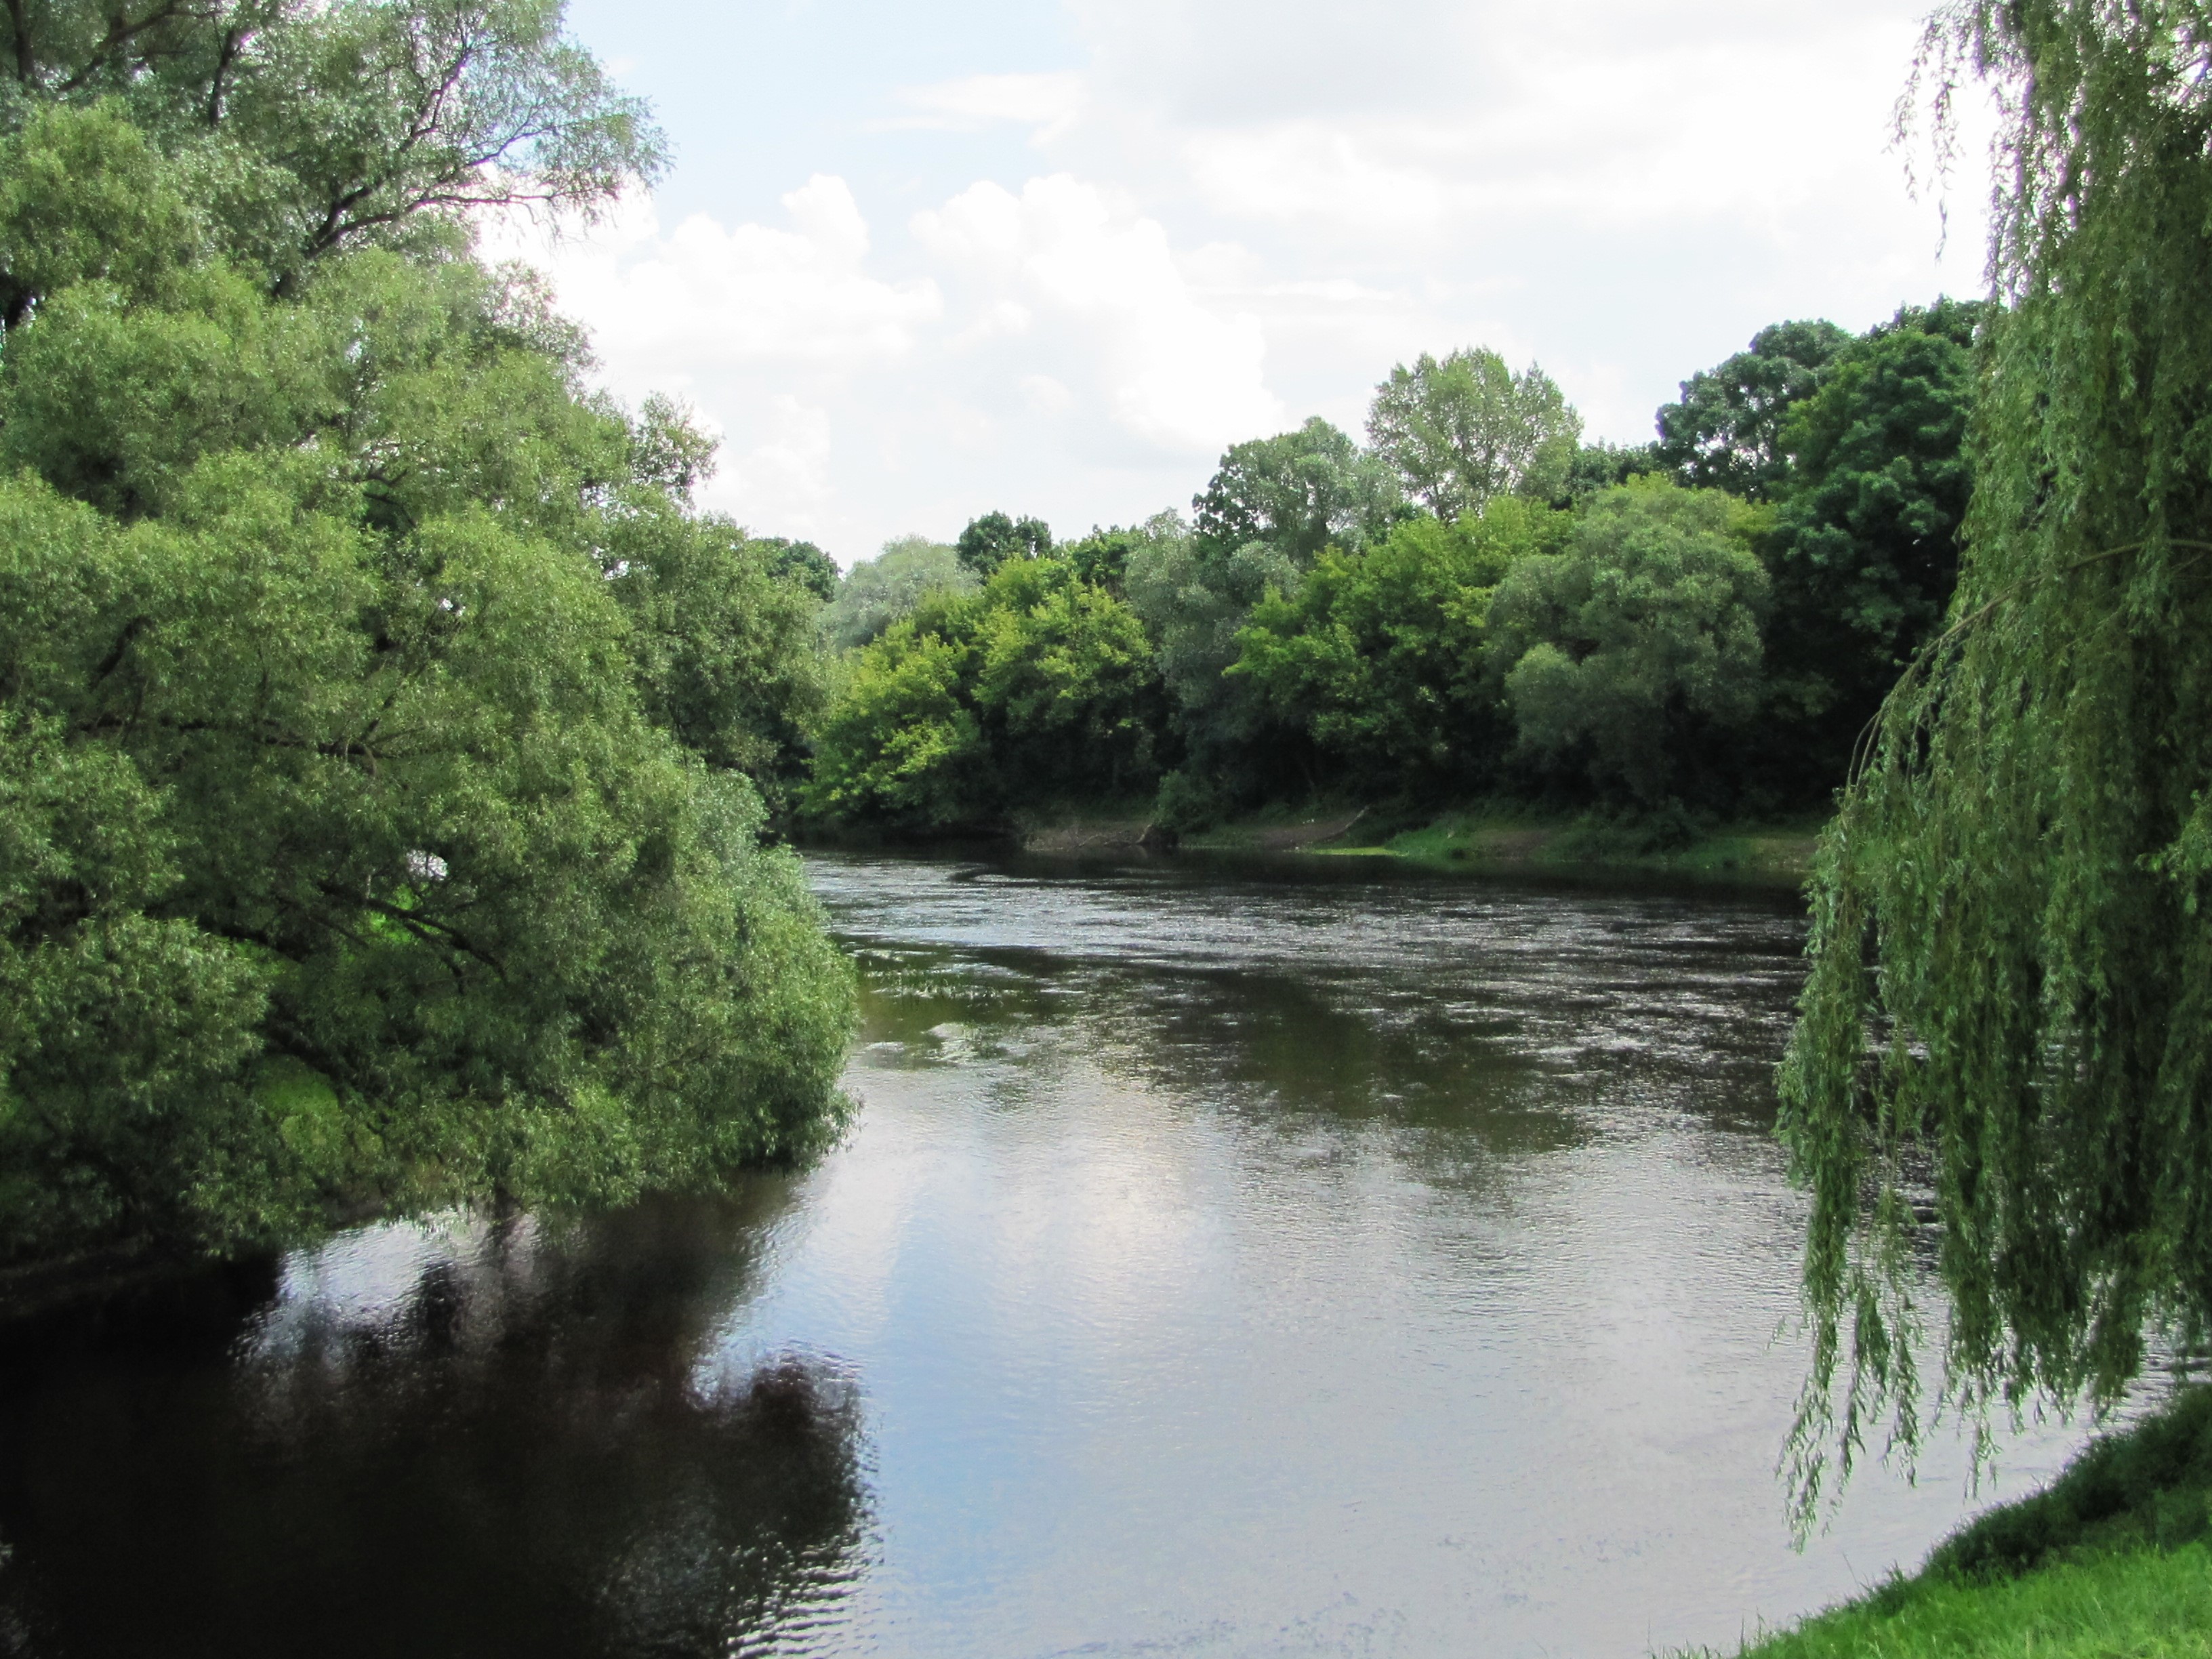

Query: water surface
[[0, 853, 2114, 1657]]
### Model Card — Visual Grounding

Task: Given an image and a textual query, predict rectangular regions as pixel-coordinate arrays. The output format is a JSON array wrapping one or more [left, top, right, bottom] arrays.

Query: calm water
[[0, 853, 2115, 1657]]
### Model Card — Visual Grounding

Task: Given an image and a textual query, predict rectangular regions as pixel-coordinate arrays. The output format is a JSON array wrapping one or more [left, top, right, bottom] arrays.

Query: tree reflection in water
[[0, 1194, 872, 1658]]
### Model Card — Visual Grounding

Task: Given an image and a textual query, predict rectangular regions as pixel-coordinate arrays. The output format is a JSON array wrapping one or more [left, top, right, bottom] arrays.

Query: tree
[[1653, 319, 1851, 499], [1134, 421, 1401, 791], [0, 45, 848, 1267], [1189, 417, 1401, 573], [1564, 440, 1662, 502], [1761, 300, 1982, 785], [1780, 0, 2212, 1525], [1230, 501, 1565, 793], [802, 613, 989, 830], [975, 560, 1166, 800], [1366, 348, 1582, 516], [1488, 480, 1770, 806], [1058, 523, 1148, 594], [752, 536, 839, 603], [602, 502, 832, 808], [0, 0, 665, 308], [802, 556, 1166, 827], [818, 535, 972, 652], [955, 510, 1052, 578]]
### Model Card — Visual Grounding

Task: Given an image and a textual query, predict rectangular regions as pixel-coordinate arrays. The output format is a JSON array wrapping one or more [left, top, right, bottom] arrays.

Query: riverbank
[[1694, 1387, 2212, 1658], [1015, 802, 1824, 884]]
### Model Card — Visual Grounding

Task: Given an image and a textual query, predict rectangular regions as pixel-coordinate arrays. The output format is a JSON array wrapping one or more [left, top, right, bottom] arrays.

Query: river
[[0, 852, 2112, 1657]]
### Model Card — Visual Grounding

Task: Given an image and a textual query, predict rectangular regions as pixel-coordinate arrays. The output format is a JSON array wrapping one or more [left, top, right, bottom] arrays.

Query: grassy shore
[[1692, 1388, 2212, 1658], [825, 796, 1827, 882], [1166, 804, 1826, 883]]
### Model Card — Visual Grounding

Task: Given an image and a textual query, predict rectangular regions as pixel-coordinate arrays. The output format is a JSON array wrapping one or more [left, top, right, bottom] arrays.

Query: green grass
[[1694, 1388, 2212, 1658], [1336, 806, 1825, 882], [1718, 1545, 2212, 1658]]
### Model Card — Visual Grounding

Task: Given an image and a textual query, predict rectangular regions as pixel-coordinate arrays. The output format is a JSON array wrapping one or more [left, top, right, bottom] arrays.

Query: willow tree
[[1780, 0, 2212, 1525]]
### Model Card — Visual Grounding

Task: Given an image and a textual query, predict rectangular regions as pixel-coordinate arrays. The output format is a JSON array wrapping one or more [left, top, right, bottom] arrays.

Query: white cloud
[[524, 0, 2010, 552], [914, 175, 1284, 455], [489, 176, 941, 405], [887, 72, 1086, 142], [718, 396, 835, 536]]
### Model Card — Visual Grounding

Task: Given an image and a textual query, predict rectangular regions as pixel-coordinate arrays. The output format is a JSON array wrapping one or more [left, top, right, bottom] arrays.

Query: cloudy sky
[[506, 0, 1993, 565]]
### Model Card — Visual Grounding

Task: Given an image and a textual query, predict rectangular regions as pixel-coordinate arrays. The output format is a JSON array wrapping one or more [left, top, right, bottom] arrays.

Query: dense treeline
[[804, 306, 1982, 836], [0, 1, 853, 1268]]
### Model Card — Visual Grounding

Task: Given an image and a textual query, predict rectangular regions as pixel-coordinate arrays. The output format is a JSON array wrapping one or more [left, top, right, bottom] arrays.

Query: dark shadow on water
[[0, 1193, 871, 1659]]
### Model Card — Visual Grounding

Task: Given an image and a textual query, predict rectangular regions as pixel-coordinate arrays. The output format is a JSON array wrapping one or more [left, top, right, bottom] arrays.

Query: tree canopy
[[1654, 320, 1851, 499], [0, 30, 848, 1267], [818, 534, 972, 652], [1779, 0, 2212, 1525], [0, 0, 663, 308], [1366, 348, 1582, 517], [1230, 501, 1563, 795], [1490, 481, 1770, 806], [1762, 300, 1982, 785], [805, 552, 1164, 827], [955, 510, 1052, 578]]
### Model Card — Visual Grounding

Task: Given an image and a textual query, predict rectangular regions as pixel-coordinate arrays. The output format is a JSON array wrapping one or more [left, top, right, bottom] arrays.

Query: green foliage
[[819, 533, 972, 652], [804, 557, 1166, 829], [975, 558, 1166, 795], [1128, 422, 1401, 788], [1059, 521, 1155, 594], [0, 35, 851, 1266], [0, 103, 204, 327], [1189, 417, 1401, 572], [1231, 501, 1565, 792], [0, 465, 853, 1261], [955, 509, 1052, 578], [1655, 319, 1851, 499], [1780, 0, 2212, 1523], [1925, 1389, 2212, 1582], [1697, 1390, 2212, 1659], [804, 616, 987, 828], [1763, 300, 1982, 774], [1566, 438, 1663, 501], [752, 536, 838, 603], [600, 499, 830, 806], [1490, 480, 1771, 806], [1708, 1545, 2212, 1659], [1366, 347, 1582, 516], [0, 0, 665, 296]]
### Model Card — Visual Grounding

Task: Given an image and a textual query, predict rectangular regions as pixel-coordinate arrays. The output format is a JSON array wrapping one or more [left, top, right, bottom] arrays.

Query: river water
[[0, 853, 2113, 1657]]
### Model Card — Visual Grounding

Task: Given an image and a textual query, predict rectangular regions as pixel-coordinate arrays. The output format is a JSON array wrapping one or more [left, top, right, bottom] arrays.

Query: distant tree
[[1129, 422, 1401, 792], [1366, 348, 1582, 516], [956, 510, 1052, 577], [1489, 480, 1770, 806], [976, 560, 1166, 799], [819, 535, 972, 651], [1563, 440, 1664, 503], [1191, 417, 1401, 571], [1761, 299, 1982, 783], [803, 556, 1166, 827], [752, 537, 840, 602], [1231, 499, 1568, 793], [1059, 524, 1150, 594], [1653, 320, 1851, 499], [803, 613, 990, 829]]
